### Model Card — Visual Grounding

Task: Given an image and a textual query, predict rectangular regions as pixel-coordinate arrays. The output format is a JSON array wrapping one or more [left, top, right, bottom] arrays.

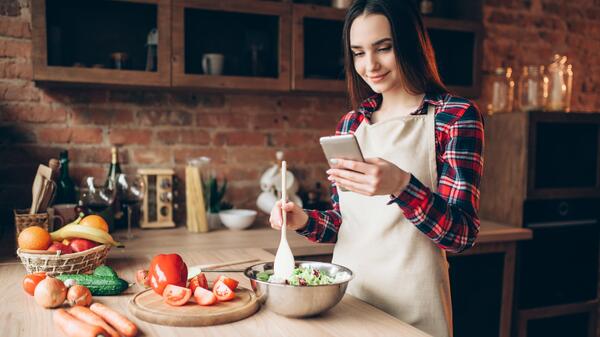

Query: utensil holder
[[13, 208, 50, 240]]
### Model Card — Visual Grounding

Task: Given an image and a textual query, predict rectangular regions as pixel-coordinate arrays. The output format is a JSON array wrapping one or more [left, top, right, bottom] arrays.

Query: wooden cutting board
[[128, 288, 260, 327]]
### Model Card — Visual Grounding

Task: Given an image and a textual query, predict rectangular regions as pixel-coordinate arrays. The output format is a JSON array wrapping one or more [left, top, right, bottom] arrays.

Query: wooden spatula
[[273, 161, 295, 280], [30, 164, 54, 214]]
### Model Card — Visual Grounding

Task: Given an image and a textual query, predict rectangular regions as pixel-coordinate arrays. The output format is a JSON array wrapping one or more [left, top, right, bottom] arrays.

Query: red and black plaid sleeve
[[297, 93, 484, 253]]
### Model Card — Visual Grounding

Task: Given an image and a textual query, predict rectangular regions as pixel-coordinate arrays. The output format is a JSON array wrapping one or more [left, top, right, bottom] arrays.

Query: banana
[[51, 224, 123, 247]]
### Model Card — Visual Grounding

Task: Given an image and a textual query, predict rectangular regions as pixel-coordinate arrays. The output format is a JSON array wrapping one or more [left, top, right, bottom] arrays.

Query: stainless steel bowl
[[244, 261, 353, 318]]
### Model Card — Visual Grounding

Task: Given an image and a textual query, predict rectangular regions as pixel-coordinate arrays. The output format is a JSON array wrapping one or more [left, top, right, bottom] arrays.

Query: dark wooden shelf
[[32, 0, 171, 87], [31, 0, 483, 97], [171, 0, 291, 91], [291, 4, 346, 93]]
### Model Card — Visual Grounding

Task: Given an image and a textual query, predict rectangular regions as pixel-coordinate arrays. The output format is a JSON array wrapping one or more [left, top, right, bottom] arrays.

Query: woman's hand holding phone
[[270, 200, 309, 231], [327, 157, 411, 196]]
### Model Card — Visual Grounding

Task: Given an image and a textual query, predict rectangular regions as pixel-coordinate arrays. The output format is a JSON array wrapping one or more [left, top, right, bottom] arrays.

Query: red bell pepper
[[148, 254, 188, 295]]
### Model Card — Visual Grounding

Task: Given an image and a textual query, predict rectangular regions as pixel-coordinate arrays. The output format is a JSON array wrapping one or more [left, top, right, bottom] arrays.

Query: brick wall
[[1, 0, 600, 247]]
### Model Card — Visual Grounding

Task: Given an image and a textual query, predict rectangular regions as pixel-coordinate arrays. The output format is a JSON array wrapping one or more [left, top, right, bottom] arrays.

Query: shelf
[[31, 0, 483, 97], [171, 0, 291, 91], [425, 17, 483, 98], [291, 4, 346, 93], [32, 0, 171, 87]]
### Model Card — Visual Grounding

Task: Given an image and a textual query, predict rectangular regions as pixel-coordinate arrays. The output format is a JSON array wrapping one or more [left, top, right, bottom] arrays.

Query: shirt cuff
[[388, 174, 432, 214], [295, 210, 317, 237]]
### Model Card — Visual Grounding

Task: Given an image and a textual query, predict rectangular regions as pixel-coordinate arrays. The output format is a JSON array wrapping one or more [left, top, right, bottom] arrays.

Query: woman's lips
[[369, 72, 389, 83]]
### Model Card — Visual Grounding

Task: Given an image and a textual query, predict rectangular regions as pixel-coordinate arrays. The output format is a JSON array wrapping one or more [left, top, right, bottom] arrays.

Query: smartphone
[[320, 134, 365, 191]]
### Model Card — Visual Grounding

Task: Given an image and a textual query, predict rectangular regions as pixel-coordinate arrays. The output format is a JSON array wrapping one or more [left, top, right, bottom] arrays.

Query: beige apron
[[332, 104, 452, 337]]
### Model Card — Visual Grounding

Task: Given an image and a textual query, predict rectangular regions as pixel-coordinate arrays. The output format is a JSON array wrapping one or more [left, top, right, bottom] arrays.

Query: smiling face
[[349, 14, 402, 94]]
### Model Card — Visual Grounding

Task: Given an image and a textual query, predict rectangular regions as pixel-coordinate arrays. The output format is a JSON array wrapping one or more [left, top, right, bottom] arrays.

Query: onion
[[34, 278, 67, 308], [66, 285, 93, 307]]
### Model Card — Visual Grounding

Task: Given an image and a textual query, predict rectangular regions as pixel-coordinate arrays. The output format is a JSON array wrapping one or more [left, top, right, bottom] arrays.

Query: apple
[[47, 242, 73, 254], [69, 238, 98, 252]]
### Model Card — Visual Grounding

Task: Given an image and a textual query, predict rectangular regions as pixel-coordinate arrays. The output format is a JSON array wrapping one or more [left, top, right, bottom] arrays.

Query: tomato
[[69, 238, 99, 252], [148, 254, 188, 295], [194, 286, 217, 306], [188, 273, 208, 294], [163, 285, 191, 306], [22, 272, 47, 296], [212, 280, 235, 302], [216, 275, 239, 290]]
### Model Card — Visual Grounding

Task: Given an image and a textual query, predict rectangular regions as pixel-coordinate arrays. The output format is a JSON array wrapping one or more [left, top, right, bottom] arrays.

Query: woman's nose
[[365, 53, 380, 72]]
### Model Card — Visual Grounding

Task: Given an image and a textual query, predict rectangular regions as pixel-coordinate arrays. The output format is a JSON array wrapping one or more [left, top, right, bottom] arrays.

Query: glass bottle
[[545, 54, 573, 112], [517, 65, 545, 112], [55, 150, 77, 204], [489, 67, 515, 114], [106, 146, 123, 230]]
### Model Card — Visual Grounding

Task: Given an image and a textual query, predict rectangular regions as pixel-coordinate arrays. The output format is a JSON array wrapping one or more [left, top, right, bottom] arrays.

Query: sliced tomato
[[212, 280, 235, 302], [163, 284, 192, 306], [216, 275, 239, 290], [194, 286, 217, 306], [188, 273, 208, 293], [22, 272, 47, 296]]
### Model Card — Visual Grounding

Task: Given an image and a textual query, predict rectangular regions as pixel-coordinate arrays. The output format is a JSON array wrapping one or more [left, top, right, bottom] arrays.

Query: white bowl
[[219, 209, 257, 230]]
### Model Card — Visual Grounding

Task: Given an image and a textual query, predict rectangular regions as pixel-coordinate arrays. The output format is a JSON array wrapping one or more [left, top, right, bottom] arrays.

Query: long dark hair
[[343, 0, 447, 110]]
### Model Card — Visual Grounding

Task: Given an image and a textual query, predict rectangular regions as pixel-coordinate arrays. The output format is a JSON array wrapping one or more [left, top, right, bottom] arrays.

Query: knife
[[187, 258, 260, 280]]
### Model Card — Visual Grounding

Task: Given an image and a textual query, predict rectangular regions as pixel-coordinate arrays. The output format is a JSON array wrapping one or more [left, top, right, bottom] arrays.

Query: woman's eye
[[377, 47, 392, 53], [352, 51, 364, 57]]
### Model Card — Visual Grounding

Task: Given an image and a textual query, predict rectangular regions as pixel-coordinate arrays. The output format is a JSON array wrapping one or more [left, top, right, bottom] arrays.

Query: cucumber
[[92, 265, 119, 278], [56, 266, 129, 296]]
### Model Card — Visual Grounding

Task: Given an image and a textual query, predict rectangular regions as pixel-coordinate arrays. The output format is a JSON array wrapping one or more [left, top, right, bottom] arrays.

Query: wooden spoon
[[273, 161, 295, 280]]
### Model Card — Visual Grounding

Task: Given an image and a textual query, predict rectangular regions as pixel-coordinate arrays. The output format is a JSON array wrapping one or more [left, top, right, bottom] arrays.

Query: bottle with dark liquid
[[106, 146, 124, 231], [55, 150, 77, 204]]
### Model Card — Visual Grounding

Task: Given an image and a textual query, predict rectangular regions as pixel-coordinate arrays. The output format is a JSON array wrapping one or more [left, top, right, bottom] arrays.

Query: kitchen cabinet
[[289, 4, 482, 97], [32, 0, 483, 97], [32, 0, 172, 87], [426, 17, 482, 98], [171, 0, 291, 91], [291, 4, 346, 93]]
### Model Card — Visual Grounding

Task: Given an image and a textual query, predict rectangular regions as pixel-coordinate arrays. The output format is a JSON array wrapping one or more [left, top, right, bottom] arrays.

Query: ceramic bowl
[[219, 209, 257, 230]]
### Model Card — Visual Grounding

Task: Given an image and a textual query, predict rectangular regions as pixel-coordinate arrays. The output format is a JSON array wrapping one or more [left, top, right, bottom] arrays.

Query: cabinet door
[[32, 0, 171, 87], [449, 253, 504, 337], [424, 17, 483, 98], [172, 0, 291, 91], [291, 4, 346, 93]]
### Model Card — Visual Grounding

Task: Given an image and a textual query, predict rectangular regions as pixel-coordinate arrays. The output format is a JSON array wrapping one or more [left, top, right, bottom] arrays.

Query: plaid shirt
[[298, 93, 484, 253]]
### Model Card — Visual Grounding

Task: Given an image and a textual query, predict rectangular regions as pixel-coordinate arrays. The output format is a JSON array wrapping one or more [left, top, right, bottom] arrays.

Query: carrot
[[67, 306, 120, 337], [53, 308, 107, 337], [90, 302, 138, 337]]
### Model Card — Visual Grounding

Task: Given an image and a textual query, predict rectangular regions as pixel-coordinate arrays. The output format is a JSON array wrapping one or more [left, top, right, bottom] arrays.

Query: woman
[[270, 1, 483, 336]]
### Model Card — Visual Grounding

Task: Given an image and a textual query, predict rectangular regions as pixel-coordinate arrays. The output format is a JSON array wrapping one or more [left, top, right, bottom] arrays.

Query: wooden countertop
[[0, 247, 431, 337], [0, 218, 529, 336]]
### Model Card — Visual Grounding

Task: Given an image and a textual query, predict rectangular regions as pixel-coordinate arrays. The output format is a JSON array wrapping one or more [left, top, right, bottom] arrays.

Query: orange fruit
[[79, 215, 109, 232], [18, 226, 52, 250]]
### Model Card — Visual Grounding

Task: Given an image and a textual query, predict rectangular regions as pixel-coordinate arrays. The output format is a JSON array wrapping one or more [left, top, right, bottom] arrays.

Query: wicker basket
[[16, 244, 111, 276], [14, 208, 50, 240]]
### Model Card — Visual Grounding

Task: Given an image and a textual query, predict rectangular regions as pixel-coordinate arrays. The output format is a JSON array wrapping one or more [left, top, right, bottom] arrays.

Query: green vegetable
[[257, 271, 272, 282], [92, 265, 119, 278], [287, 267, 334, 286], [56, 266, 129, 296]]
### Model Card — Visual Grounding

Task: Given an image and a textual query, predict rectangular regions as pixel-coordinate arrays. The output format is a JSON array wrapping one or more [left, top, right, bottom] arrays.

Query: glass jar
[[489, 67, 515, 114], [545, 54, 573, 112], [518, 65, 545, 112]]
